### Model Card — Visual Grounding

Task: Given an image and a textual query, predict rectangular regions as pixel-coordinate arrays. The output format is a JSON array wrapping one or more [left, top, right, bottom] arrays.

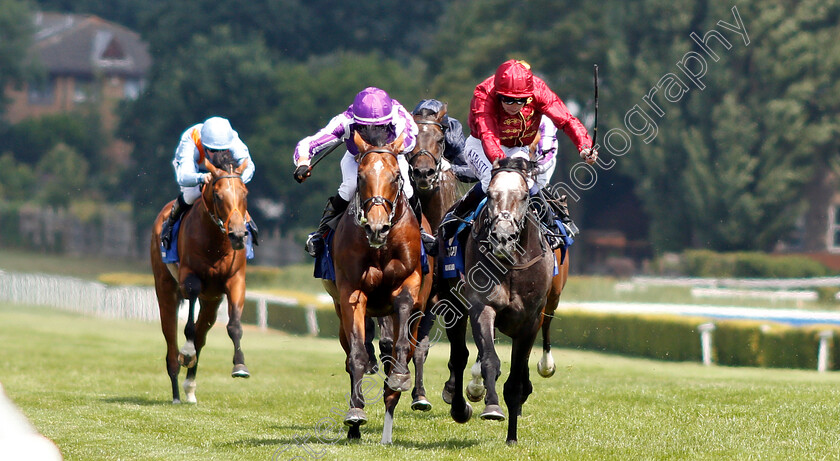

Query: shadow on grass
[[101, 396, 172, 406]]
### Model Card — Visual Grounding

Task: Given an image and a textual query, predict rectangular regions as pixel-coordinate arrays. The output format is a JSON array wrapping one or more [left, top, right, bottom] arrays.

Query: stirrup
[[420, 230, 438, 257], [305, 232, 324, 258]]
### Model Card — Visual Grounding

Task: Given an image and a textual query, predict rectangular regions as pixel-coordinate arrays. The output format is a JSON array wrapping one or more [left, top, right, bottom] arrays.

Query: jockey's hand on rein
[[293, 164, 312, 183]]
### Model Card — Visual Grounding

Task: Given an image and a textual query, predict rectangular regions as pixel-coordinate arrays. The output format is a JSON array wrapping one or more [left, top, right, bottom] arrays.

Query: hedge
[[242, 302, 840, 371]]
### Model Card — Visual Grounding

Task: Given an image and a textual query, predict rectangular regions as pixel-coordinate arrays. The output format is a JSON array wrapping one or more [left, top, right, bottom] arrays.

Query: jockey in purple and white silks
[[293, 87, 437, 257], [161, 116, 257, 250]]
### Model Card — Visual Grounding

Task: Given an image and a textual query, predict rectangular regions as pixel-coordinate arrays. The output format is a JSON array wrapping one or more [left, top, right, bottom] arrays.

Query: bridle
[[204, 173, 246, 235], [354, 148, 403, 231], [406, 120, 446, 189]]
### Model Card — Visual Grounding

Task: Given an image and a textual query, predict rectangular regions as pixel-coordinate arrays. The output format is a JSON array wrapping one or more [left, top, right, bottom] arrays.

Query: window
[[828, 205, 840, 252], [27, 78, 55, 105]]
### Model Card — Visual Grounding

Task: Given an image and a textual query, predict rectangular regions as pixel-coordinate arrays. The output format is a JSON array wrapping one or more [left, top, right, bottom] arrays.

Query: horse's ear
[[390, 133, 406, 153], [353, 131, 372, 156], [235, 159, 248, 176], [204, 158, 220, 176], [436, 103, 448, 123], [528, 133, 542, 159]]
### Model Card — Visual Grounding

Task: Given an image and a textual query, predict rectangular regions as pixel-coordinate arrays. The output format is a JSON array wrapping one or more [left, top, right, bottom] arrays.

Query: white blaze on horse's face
[[488, 170, 529, 258], [373, 159, 385, 175]]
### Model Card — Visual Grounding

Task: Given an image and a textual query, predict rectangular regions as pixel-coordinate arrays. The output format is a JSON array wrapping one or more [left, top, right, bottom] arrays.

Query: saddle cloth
[[160, 218, 255, 264], [314, 230, 429, 281]]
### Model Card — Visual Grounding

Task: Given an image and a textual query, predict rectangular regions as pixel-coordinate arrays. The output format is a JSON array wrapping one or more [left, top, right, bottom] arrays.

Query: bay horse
[[370, 104, 461, 412], [150, 153, 251, 404], [322, 131, 434, 443], [439, 155, 569, 444]]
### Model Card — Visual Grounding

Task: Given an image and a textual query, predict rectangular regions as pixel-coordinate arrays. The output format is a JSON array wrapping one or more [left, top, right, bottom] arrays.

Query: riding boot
[[305, 195, 349, 258], [552, 193, 579, 237], [439, 183, 486, 243], [530, 189, 565, 250], [409, 194, 438, 257], [161, 193, 191, 250], [246, 217, 260, 246]]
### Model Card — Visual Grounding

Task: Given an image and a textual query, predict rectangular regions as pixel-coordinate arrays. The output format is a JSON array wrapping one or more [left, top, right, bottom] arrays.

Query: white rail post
[[257, 298, 268, 330], [817, 330, 833, 373], [305, 305, 319, 336], [698, 323, 716, 366]]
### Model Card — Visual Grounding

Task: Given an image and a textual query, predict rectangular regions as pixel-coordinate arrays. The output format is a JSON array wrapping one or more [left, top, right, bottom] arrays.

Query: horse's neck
[[418, 172, 458, 230]]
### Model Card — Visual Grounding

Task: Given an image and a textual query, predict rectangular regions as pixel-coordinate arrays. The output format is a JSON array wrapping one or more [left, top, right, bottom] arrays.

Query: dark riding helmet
[[494, 60, 534, 98]]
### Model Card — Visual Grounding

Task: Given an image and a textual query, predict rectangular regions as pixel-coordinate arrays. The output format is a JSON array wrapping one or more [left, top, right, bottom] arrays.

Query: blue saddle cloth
[[160, 218, 255, 264], [314, 230, 429, 281], [440, 199, 571, 280]]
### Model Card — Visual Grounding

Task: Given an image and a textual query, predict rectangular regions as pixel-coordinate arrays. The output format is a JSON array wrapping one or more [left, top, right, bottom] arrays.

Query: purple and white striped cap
[[352, 87, 394, 125]]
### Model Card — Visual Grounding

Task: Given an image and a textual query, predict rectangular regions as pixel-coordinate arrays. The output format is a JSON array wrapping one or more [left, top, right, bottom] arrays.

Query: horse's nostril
[[381, 225, 391, 234]]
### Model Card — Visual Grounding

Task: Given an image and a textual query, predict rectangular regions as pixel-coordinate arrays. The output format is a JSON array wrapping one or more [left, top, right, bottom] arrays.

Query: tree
[[35, 143, 90, 207], [0, 0, 35, 116]]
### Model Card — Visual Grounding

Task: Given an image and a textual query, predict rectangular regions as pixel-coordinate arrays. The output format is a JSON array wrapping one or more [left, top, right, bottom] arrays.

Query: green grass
[[3, 303, 840, 460]]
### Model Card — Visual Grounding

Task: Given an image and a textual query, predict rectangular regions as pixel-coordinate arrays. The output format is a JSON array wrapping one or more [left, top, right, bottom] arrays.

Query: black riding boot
[[550, 193, 579, 237], [439, 183, 486, 243], [305, 195, 349, 257], [530, 189, 565, 250], [409, 194, 438, 256], [161, 193, 191, 250]]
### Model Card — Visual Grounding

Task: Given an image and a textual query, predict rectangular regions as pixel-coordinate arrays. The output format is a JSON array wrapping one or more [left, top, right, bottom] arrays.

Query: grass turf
[[2, 303, 840, 460]]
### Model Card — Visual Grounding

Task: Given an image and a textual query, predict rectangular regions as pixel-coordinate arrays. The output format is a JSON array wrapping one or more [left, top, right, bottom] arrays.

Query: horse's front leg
[[225, 272, 250, 378], [177, 273, 201, 370], [439, 290, 472, 423], [410, 308, 434, 411], [504, 328, 540, 444], [340, 289, 370, 439], [181, 296, 221, 404], [469, 303, 504, 421], [385, 285, 417, 393]]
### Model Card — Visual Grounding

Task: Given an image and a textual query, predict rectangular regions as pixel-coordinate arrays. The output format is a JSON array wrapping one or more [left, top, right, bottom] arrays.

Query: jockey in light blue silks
[[293, 87, 437, 257], [160, 116, 257, 250]]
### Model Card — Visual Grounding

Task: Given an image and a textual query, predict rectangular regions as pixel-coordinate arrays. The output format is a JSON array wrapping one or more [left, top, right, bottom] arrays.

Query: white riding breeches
[[337, 151, 414, 201], [464, 136, 539, 192], [180, 185, 202, 205]]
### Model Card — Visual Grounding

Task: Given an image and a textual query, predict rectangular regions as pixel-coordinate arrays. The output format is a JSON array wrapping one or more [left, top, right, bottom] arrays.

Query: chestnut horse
[[322, 132, 433, 443], [439, 156, 569, 444], [150, 154, 251, 404]]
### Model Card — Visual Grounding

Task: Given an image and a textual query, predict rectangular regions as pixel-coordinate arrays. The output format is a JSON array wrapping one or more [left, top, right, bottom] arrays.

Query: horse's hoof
[[441, 388, 453, 405], [172, 399, 181, 404], [466, 383, 485, 403], [537, 363, 556, 378], [411, 396, 432, 412], [344, 408, 368, 427], [480, 404, 506, 421], [506, 439, 518, 445], [451, 402, 473, 423], [386, 373, 411, 392], [231, 364, 250, 378]]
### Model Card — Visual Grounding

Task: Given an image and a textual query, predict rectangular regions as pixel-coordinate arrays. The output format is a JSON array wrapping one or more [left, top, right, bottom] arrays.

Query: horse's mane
[[210, 150, 238, 172], [355, 124, 394, 148], [495, 156, 530, 172]]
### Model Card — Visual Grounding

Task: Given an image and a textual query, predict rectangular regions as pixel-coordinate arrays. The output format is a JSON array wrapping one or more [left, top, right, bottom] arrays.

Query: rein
[[204, 173, 245, 235]]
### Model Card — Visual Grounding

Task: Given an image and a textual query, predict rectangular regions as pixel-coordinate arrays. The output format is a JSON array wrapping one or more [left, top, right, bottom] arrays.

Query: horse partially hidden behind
[[439, 155, 569, 444], [150, 153, 251, 404], [369, 104, 462, 412], [322, 132, 434, 443]]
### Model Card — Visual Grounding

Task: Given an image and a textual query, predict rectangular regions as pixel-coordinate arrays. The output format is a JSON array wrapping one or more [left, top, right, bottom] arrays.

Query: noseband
[[354, 148, 403, 229], [407, 120, 446, 188], [204, 173, 246, 235]]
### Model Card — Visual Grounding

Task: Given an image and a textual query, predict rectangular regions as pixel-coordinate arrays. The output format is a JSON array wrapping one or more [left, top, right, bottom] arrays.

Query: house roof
[[31, 12, 151, 78]]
